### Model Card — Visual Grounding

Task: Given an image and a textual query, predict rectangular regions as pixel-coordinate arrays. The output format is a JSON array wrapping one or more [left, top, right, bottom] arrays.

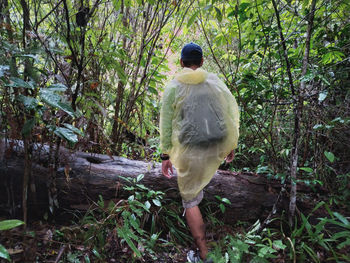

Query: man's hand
[[162, 159, 174, 178], [225, 150, 235, 164]]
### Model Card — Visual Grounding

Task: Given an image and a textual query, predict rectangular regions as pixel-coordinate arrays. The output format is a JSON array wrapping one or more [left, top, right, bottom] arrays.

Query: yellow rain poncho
[[160, 68, 239, 202]]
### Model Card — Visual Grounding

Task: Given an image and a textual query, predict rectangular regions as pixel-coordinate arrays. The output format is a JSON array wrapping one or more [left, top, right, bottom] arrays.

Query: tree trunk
[[289, 0, 317, 225], [0, 143, 326, 224], [20, 0, 33, 224]]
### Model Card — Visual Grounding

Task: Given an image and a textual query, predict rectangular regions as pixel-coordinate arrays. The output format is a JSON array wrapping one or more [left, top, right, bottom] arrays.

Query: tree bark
[[20, 0, 33, 224], [0, 143, 326, 224], [271, 0, 317, 226], [289, 0, 317, 225]]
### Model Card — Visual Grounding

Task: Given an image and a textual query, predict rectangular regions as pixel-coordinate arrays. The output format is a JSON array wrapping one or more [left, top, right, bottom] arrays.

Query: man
[[159, 42, 239, 262]]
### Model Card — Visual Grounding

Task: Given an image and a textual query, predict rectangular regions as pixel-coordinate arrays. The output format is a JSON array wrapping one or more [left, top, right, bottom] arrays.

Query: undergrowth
[[1, 175, 349, 263]]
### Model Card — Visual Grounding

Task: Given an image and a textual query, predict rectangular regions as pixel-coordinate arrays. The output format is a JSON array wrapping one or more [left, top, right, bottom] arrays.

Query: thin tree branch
[[271, 0, 296, 97], [289, 0, 317, 224], [35, 0, 63, 30]]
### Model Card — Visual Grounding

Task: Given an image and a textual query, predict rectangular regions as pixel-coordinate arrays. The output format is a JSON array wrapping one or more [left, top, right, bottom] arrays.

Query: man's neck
[[186, 66, 200, 70]]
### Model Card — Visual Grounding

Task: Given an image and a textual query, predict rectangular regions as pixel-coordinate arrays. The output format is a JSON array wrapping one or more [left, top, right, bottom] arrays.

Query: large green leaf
[[40, 89, 75, 117], [7, 77, 34, 89], [136, 174, 144, 182], [17, 95, 38, 110], [152, 199, 161, 207], [272, 240, 286, 250], [54, 127, 78, 144], [221, 198, 231, 205], [324, 151, 335, 163], [0, 244, 10, 261], [144, 201, 151, 210], [0, 220, 24, 231], [299, 167, 313, 173], [57, 102, 75, 117], [48, 83, 67, 92], [117, 226, 142, 258], [15, 54, 39, 63], [40, 89, 60, 107], [63, 123, 84, 136]]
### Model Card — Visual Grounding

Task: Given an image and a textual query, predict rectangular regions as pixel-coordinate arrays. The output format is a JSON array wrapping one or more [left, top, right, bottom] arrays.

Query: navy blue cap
[[181, 42, 203, 61]]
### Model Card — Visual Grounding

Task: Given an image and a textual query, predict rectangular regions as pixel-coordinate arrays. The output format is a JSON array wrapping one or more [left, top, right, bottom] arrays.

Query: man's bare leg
[[185, 205, 208, 260]]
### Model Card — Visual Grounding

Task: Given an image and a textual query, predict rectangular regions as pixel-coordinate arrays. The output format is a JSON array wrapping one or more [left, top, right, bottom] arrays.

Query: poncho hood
[[175, 68, 208, 85]]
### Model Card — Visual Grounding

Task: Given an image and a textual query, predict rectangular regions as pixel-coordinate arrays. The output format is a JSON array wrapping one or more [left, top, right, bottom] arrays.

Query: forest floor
[[1, 191, 350, 263], [1, 211, 233, 262]]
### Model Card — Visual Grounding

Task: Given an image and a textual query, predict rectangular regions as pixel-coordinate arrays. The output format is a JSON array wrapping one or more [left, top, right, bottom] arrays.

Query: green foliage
[[215, 195, 232, 213], [0, 220, 24, 231], [324, 151, 335, 163], [185, 0, 350, 202], [7, 77, 35, 89], [50, 174, 189, 262], [206, 220, 286, 263], [204, 203, 349, 263], [0, 245, 10, 262], [39, 87, 76, 118], [287, 202, 350, 262], [0, 220, 24, 261], [1, 0, 350, 261]]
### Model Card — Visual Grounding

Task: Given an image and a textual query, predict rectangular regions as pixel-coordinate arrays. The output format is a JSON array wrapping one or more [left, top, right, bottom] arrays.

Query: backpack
[[178, 86, 227, 147]]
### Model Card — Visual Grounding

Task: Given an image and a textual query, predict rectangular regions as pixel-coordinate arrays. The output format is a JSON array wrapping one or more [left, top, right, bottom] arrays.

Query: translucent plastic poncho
[[160, 68, 239, 202]]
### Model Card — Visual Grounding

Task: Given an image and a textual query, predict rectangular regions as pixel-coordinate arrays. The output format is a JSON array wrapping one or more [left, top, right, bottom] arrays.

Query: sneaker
[[187, 250, 214, 263], [187, 250, 201, 263]]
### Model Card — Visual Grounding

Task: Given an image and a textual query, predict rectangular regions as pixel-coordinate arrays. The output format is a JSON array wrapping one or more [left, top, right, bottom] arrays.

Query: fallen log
[[0, 142, 323, 224]]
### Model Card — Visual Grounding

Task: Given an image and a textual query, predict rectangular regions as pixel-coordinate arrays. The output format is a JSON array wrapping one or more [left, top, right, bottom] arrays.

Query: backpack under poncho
[[178, 82, 227, 146]]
